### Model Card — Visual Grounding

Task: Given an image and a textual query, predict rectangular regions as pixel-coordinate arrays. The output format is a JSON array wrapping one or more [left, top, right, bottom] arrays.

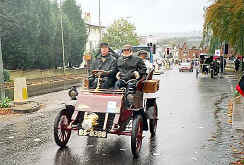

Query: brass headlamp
[[82, 113, 99, 130]]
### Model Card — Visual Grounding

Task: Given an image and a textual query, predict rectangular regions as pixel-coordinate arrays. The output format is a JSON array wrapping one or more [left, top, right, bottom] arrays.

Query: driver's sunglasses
[[123, 49, 130, 52]]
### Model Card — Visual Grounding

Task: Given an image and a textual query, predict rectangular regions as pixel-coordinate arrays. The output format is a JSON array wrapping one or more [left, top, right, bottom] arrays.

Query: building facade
[[178, 43, 208, 60], [80, 12, 105, 68]]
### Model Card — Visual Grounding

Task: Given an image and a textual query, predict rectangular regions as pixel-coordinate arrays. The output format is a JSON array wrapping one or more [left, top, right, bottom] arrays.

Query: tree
[[62, 0, 87, 67], [203, 0, 244, 55], [0, 0, 87, 69], [102, 18, 139, 50]]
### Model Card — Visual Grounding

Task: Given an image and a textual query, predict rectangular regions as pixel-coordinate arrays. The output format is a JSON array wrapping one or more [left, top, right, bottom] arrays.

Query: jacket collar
[[98, 53, 110, 59]]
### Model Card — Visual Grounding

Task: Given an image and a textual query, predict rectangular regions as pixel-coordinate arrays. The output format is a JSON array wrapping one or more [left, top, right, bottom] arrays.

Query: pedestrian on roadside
[[235, 58, 240, 72]]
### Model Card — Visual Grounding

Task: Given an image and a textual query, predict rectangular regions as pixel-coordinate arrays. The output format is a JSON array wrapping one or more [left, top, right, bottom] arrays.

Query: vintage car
[[53, 69, 159, 158], [196, 54, 220, 78]]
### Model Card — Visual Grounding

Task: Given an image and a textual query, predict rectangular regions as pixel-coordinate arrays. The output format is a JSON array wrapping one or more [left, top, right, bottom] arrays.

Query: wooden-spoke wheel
[[54, 110, 71, 147]]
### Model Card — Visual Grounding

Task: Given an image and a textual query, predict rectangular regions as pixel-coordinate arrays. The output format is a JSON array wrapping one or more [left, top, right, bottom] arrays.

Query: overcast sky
[[77, 0, 211, 34]]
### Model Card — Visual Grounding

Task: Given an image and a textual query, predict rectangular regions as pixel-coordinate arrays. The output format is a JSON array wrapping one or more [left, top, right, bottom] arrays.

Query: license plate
[[78, 129, 107, 138]]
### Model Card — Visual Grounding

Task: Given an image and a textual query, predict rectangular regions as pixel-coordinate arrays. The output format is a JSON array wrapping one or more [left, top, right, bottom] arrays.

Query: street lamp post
[[98, 0, 101, 41], [59, 0, 65, 72], [0, 35, 5, 99]]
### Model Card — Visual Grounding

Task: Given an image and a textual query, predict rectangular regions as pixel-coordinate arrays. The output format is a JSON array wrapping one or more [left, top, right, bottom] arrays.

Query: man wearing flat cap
[[115, 44, 147, 89], [89, 42, 117, 89], [138, 50, 153, 74]]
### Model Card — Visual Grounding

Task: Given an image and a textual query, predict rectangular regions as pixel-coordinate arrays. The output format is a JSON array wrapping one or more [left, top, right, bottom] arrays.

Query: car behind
[[179, 62, 193, 72]]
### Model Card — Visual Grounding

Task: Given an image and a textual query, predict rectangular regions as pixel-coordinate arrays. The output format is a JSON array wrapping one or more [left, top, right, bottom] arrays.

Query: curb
[[232, 96, 244, 130], [12, 101, 41, 114]]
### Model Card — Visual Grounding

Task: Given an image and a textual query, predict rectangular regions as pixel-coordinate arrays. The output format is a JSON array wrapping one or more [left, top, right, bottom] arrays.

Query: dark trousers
[[89, 77, 114, 89], [235, 65, 240, 72], [114, 80, 127, 89]]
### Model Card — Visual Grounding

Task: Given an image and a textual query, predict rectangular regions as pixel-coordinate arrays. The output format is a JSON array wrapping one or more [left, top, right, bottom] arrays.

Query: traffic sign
[[215, 49, 220, 56]]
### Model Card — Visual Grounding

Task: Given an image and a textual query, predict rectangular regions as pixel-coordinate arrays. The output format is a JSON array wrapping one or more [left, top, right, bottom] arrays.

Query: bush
[[3, 70, 10, 82], [0, 97, 11, 108]]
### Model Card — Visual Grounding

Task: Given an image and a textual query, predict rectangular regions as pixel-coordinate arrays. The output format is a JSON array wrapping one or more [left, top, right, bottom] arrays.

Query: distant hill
[[148, 31, 203, 49], [142, 30, 202, 40]]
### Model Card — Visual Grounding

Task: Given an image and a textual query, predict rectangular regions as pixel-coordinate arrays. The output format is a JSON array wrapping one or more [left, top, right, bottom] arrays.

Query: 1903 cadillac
[[53, 69, 159, 158]]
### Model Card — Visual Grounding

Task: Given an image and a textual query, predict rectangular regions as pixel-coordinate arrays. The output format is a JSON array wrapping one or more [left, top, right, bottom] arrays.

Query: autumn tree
[[102, 18, 139, 50], [203, 0, 244, 55]]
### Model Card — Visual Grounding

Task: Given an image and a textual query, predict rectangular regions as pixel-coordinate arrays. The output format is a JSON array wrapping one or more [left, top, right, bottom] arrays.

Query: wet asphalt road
[[0, 67, 237, 165]]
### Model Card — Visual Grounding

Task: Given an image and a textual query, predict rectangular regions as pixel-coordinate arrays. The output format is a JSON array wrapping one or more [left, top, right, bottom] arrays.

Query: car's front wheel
[[54, 110, 71, 148]]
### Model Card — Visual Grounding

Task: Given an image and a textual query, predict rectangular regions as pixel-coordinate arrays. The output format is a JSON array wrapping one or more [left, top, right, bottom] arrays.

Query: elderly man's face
[[101, 46, 109, 56], [139, 53, 146, 59], [123, 49, 131, 56]]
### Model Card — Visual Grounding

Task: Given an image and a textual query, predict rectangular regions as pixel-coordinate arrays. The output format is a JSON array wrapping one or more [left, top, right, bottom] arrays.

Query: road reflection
[[55, 147, 81, 165], [54, 136, 159, 165]]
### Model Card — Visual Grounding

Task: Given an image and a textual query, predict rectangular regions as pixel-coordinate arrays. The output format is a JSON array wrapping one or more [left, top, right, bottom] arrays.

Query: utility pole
[[99, 0, 101, 41], [0, 35, 5, 99], [59, 0, 65, 73]]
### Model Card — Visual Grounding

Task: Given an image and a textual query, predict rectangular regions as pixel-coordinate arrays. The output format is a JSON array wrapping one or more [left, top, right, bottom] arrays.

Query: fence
[[2, 68, 89, 100]]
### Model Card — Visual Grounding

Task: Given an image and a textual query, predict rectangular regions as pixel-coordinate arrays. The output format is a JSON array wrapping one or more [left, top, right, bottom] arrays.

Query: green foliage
[[203, 0, 244, 55], [102, 18, 139, 50], [62, 0, 87, 67], [0, 97, 11, 108], [234, 90, 240, 97], [3, 70, 10, 82], [0, 0, 87, 70]]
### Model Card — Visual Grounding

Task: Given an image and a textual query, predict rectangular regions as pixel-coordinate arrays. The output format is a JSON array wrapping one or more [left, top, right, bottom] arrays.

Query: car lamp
[[82, 113, 99, 130], [68, 86, 78, 100]]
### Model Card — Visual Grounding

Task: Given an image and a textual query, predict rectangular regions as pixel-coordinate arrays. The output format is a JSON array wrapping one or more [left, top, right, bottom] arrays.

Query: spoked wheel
[[54, 110, 71, 148], [131, 114, 143, 158], [149, 103, 158, 138]]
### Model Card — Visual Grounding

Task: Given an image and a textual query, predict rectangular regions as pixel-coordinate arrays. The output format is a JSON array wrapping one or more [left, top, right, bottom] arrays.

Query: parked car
[[179, 62, 193, 72]]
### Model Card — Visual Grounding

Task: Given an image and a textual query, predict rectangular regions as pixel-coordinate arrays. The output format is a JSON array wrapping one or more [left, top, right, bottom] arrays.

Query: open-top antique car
[[196, 54, 219, 78], [53, 69, 159, 158]]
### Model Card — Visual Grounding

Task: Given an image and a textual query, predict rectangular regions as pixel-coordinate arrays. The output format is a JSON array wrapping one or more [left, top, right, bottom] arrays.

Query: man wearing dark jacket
[[89, 42, 117, 89], [115, 44, 147, 89], [235, 58, 240, 72]]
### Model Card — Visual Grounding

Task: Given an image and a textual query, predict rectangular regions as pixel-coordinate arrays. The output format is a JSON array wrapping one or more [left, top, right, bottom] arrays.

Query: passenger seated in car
[[89, 42, 117, 89], [115, 44, 147, 89], [137, 50, 153, 74]]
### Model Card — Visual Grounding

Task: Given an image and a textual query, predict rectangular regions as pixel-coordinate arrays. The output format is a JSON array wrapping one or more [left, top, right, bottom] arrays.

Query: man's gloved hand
[[116, 72, 121, 80], [133, 71, 140, 79]]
